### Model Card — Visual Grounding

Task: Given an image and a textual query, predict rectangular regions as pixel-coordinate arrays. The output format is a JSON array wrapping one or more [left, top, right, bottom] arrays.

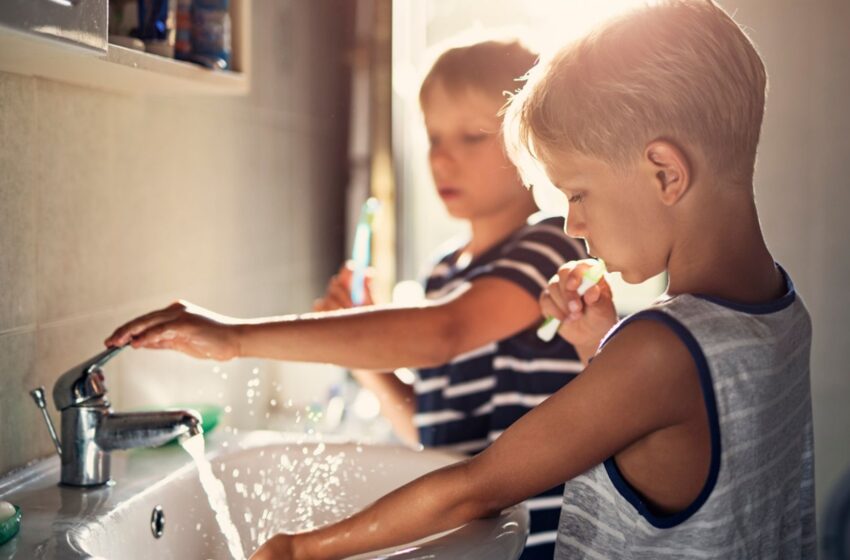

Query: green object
[[0, 505, 22, 546], [181, 403, 222, 435]]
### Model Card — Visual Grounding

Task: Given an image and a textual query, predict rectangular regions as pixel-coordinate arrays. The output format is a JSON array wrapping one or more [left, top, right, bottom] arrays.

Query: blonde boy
[[245, 1, 815, 557]]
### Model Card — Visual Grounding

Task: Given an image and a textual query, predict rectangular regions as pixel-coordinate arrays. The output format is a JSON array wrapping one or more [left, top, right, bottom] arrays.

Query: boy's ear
[[643, 140, 691, 206]]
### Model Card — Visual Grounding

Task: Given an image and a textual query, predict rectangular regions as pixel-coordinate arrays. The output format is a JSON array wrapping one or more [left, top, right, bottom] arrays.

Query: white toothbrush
[[537, 260, 606, 342]]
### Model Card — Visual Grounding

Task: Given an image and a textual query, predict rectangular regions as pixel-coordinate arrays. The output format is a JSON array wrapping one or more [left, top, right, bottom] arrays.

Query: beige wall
[[0, 1, 351, 475], [729, 0, 850, 525]]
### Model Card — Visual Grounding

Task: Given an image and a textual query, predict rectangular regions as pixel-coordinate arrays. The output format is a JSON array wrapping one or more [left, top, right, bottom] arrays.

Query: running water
[[181, 434, 247, 560]]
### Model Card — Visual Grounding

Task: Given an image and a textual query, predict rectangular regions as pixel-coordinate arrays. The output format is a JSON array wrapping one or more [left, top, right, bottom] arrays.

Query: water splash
[[181, 435, 247, 560]]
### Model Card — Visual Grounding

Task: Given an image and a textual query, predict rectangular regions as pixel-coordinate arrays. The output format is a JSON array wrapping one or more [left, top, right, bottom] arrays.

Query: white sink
[[0, 431, 528, 559]]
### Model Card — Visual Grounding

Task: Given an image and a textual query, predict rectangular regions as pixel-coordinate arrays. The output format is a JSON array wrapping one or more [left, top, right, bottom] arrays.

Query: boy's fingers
[[565, 295, 584, 321], [362, 275, 376, 305], [130, 319, 186, 348], [539, 290, 567, 321], [145, 339, 174, 351], [313, 298, 332, 312], [329, 280, 353, 308], [598, 277, 614, 300], [107, 304, 184, 347], [582, 277, 615, 307], [326, 293, 349, 311], [583, 284, 602, 305], [340, 262, 355, 281], [553, 274, 584, 320], [558, 261, 592, 292], [545, 277, 568, 314]]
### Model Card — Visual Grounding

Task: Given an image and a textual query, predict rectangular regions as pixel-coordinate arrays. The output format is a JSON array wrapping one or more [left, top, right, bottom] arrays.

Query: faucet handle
[[30, 387, 63, 457], [52, 345, 126, 411]]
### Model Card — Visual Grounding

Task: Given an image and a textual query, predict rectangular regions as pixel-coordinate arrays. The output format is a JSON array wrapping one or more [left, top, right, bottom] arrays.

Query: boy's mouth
[[437, 186, 461, 200]]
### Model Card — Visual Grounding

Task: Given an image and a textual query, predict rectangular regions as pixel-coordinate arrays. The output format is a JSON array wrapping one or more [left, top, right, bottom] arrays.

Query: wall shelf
[[0, 0, 249, 96]]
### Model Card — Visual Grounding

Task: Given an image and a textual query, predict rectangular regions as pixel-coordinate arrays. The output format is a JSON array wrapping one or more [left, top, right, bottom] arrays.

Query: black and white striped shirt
[[414, 213, 586, 559]]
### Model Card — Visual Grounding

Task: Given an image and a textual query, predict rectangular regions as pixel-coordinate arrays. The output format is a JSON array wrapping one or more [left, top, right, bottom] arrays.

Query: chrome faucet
[[30, 345, 202, 487]]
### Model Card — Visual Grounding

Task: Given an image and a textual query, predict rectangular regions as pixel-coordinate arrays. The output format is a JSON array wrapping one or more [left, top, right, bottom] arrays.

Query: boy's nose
[[565, 208, 587, 239], [429, 148, 456, 175]]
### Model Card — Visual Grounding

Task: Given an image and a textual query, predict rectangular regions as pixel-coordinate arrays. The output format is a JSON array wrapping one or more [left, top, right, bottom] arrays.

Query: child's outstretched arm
[[104, 276, 544, 371], [251, 318, 703, 560]]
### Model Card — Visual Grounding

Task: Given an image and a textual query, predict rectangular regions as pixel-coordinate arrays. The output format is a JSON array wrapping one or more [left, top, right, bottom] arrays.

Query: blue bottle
[[191, 0, 231, 69]]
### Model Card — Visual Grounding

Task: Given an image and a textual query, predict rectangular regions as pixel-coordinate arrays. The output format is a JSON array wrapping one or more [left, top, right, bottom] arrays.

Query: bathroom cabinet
[[0, 0, 249, 95], [0, 0, 107, 53]]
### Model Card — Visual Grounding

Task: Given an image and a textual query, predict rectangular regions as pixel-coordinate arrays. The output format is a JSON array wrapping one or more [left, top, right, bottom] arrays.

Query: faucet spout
[[57, 405, 203, 487], [41, 346, 206, 487], [96, 409, 203, 451]]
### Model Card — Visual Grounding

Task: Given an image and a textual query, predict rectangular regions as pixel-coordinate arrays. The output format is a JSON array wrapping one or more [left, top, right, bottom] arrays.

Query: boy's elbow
[[448, 460, 506, 522]]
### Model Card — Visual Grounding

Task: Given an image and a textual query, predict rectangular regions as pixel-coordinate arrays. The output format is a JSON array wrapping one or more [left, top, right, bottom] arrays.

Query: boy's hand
[[103, 301, 241, 360], [540, 260, 618, 361], [251, 533, 298, 560], [313, 261, 375, 312]]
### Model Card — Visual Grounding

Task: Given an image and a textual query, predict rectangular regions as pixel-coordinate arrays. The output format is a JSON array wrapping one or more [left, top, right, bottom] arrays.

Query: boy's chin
[[442, 204, 473, 220], [617, 266, 661, 285]]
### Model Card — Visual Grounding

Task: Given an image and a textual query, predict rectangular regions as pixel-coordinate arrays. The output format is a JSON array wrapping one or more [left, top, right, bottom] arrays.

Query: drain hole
[[151, 505, 165, 539]]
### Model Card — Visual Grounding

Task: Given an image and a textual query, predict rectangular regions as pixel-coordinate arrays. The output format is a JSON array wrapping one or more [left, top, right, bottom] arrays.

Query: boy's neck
[[666, 191, 784, 304], [465, 197, 537, 258]]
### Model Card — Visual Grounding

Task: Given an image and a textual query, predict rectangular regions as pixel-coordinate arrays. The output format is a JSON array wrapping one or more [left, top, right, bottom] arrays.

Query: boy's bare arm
[[252, 319, 701, 560], [311, 265, 418, 444], [104, 277, 542, 371], [351, 370, 418, 444]]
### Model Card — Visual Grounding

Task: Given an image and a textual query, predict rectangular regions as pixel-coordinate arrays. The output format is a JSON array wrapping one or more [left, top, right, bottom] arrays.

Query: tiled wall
[[0, 1, 351, 475]]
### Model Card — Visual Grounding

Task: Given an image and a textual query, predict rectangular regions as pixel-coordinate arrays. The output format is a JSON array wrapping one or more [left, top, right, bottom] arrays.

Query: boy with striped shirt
[[313, 39, 587, 558], [108, 38, 587, 559]]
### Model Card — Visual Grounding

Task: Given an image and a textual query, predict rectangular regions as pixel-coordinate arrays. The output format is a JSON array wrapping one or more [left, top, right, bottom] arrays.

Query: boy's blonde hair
[[505, 0, 767, 186], [419, 36, 538, 111]]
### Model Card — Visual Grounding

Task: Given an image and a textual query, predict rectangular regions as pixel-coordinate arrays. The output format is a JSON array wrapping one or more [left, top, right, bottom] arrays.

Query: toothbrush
[[351, 198, 380, 306], [537, 259, 606, 342]]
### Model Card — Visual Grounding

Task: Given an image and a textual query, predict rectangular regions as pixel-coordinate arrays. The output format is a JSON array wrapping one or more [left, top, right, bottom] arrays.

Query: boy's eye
[[567, 193, 584, 204], [462, 133, 488, 144]]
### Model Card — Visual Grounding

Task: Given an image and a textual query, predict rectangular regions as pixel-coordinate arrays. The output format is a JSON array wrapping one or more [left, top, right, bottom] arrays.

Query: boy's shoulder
[[599, 267, 810, 373]]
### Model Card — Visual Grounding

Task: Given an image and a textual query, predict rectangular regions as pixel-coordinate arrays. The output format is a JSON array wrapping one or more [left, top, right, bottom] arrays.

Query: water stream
[[181, 434, 247, 560]]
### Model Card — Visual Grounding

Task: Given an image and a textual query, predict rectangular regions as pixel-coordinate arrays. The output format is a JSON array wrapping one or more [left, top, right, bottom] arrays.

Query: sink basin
[[0, 431, 528, 559]]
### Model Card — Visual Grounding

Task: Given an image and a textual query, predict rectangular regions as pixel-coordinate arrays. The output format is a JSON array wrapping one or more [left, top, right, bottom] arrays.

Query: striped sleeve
[[468, 217, 586, 299]]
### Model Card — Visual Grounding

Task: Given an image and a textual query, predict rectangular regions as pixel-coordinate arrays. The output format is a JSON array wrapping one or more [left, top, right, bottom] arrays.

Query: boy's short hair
[[505, 0, 767, 185], [419, 35, 538, 111]]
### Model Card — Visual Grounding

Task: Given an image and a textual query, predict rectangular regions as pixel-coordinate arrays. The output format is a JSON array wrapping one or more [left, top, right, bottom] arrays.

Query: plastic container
[[190, 0, 231, 69], [138, 0, 177, 57], [174, 0, 193, 60], [0, 504, 22, 546]]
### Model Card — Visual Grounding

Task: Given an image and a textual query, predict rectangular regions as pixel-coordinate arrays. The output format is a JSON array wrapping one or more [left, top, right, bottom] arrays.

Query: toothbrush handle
[[351, 269, 365, 306], [350, 222, 371, 306], [537, 317, 562, 342]]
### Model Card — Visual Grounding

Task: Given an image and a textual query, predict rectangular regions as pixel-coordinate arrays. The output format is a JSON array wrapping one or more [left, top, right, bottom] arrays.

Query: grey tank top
[[555, 270, 816, 559]]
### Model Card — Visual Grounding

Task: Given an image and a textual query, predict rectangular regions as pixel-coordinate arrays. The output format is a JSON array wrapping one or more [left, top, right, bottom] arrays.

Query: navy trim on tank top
[[693, 263, 796, 315], [601, 310, 722, 529]]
